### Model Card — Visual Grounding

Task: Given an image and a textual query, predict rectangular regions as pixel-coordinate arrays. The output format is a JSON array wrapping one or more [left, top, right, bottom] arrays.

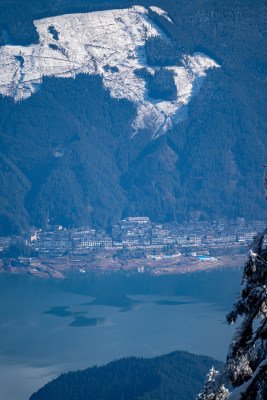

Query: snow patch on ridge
[[149, 6, 173, 23], [0, 6, 219, 138]]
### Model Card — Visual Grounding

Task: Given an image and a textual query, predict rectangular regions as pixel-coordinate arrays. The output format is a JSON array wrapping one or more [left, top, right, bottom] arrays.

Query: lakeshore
[[0, 250, 245, 279]]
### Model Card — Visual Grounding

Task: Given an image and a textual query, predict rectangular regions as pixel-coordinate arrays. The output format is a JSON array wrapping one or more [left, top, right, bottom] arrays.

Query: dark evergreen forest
[[30, 351, 222, 400], [0, 0, 266, 234]]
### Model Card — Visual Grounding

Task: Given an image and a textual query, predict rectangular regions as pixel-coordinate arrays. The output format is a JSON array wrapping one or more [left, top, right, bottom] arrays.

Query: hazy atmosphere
[[0, 1, 266, 399]]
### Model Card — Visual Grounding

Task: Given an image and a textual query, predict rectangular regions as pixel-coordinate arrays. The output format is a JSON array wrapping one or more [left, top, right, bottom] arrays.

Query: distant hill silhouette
[[30, 351, 222, 400]]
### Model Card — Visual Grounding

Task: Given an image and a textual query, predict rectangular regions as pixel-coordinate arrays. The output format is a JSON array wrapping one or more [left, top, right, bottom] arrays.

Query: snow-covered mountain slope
[[0, 6, 219, 137]]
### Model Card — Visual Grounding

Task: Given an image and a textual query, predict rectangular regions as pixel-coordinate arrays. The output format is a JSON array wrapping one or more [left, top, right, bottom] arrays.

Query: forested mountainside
[[30, 351, 222, 400], [0, 0, 266, 235]]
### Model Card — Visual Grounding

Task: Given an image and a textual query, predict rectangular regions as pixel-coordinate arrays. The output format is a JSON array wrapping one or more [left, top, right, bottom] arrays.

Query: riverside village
[[0, 217, 266, 278]]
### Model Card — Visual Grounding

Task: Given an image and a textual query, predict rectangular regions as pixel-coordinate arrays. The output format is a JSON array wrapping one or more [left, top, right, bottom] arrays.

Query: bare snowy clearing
[[0, 6, 219, 137]]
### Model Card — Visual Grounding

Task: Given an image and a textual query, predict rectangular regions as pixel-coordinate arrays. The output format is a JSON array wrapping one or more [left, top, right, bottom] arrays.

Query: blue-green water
[[0, 268, 242, 400]]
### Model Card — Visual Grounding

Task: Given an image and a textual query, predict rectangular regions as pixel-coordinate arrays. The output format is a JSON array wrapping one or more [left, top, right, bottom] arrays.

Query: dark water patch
[[43, 306, 88, 317], [90, 294, 138, 308], [61, 268, 243, 311], [68, 316, 105, 327], [43, 306, 72, 317]]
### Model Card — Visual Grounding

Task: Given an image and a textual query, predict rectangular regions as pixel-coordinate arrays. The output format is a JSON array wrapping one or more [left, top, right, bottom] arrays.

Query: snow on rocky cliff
[[0, 6, 219, 138]]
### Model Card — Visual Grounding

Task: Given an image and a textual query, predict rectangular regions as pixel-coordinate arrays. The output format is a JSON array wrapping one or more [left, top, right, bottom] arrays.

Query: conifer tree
[[197, 172, 267, 400]]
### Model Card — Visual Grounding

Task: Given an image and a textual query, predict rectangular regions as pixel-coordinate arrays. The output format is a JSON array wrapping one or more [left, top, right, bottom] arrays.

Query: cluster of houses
[[0, 217, 266, 258]]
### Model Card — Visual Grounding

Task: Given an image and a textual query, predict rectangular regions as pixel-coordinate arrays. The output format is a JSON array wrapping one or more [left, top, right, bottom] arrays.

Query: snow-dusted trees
[[224, 229, 267, 399], [197, 177, 267, 400]]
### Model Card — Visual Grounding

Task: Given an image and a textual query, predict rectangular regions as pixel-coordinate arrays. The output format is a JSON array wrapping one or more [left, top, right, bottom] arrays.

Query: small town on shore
[[0, 217, 266, 278]]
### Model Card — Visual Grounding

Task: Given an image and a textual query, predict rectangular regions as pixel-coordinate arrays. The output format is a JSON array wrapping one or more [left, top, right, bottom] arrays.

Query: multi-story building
[[0, 236, 12, 248]]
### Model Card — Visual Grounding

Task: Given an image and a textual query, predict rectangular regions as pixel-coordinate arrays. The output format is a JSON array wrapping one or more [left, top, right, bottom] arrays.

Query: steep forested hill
[[30, 351, 222, 400], [0, 0, 266, 234]]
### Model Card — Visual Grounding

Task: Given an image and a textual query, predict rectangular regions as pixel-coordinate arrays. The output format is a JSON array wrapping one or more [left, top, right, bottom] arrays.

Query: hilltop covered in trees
[[30, 351, 222, 400]]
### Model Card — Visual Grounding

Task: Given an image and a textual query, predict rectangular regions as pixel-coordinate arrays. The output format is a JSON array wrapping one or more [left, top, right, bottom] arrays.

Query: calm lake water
[[0, 268, 242, 400]]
